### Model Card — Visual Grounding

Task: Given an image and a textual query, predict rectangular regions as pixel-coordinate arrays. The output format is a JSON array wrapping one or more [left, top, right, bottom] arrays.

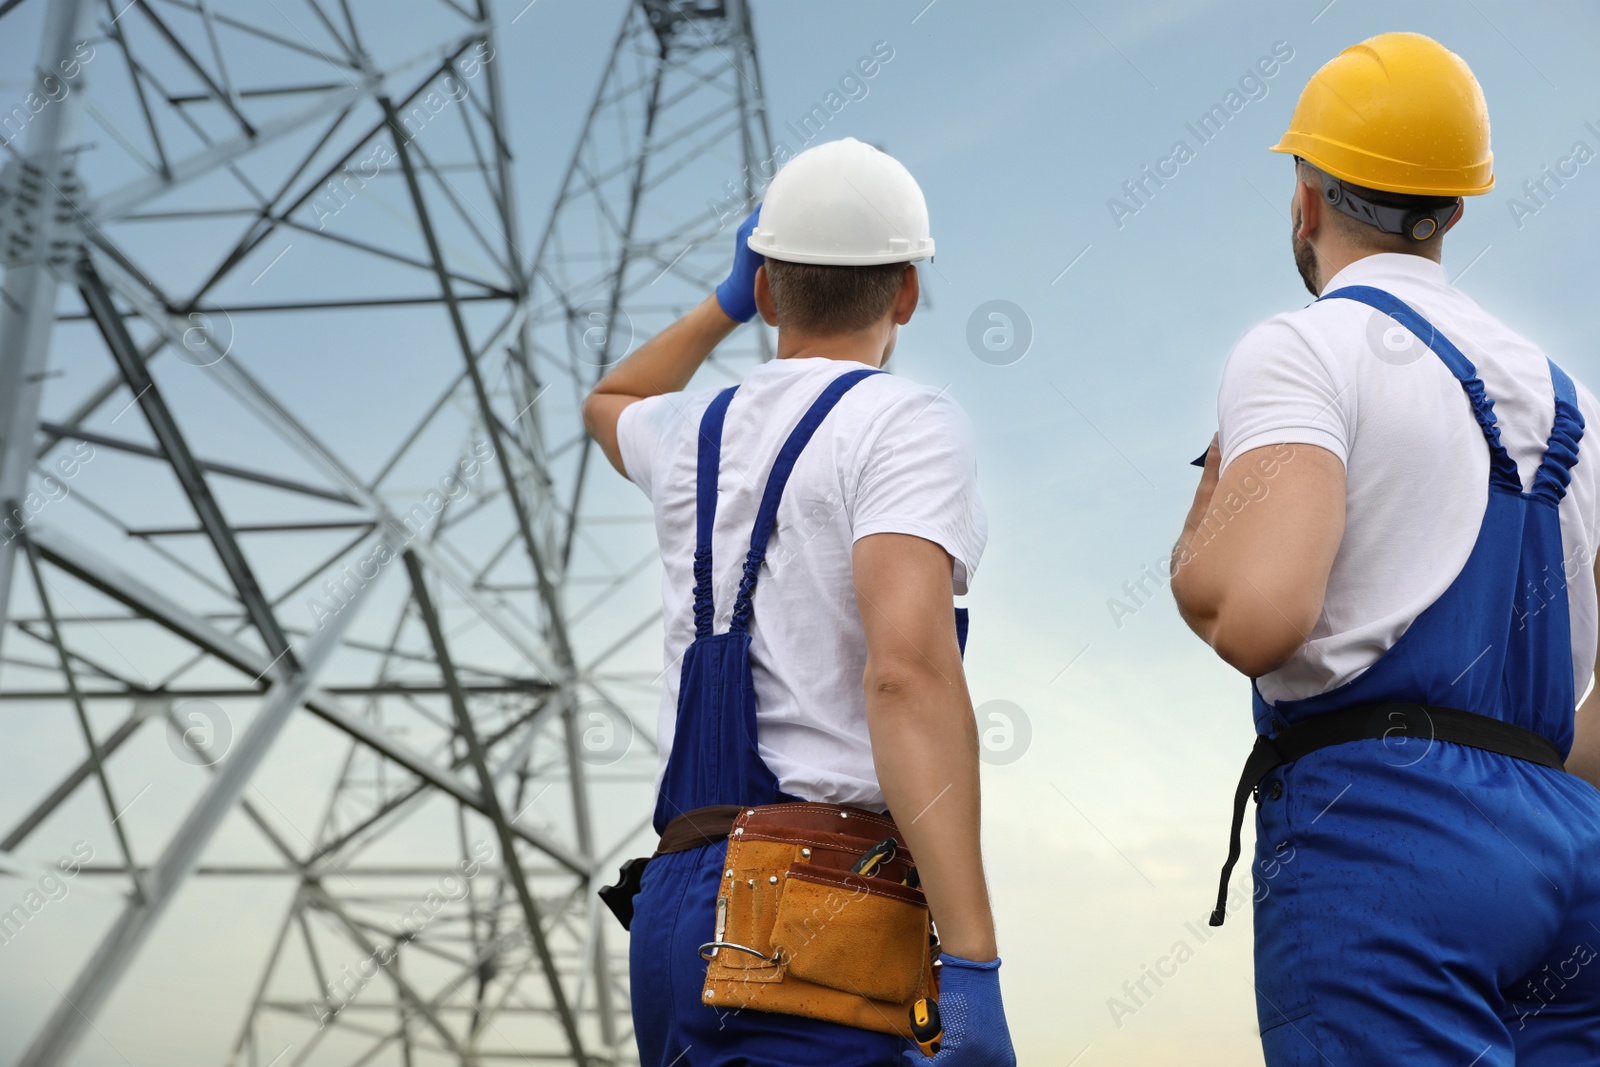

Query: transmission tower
[[0, 1, 771, 1065]]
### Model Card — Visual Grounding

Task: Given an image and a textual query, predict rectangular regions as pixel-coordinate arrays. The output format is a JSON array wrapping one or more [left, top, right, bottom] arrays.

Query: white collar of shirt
[[753, 355, 882, 378], [1319, 252, 1448, 296]]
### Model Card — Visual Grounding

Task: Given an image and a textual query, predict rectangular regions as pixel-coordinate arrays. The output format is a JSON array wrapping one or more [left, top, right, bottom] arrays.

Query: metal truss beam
[[405, 549, 587, 1065], [0, 2, 773, 1062], [76, 257, 298, 673], [17, 527, 388, 1067], [26, 521, 591, 875], [0, 0, 92, 659]]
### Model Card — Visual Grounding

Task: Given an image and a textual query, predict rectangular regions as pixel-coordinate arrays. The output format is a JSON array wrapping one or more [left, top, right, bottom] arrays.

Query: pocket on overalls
[[770, 865, 930, 1005]]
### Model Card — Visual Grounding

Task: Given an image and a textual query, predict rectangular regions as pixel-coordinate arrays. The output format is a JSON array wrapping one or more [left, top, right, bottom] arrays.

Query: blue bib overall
[[631, 369, 915, 1067], [1250, 287, 1600, 1065]]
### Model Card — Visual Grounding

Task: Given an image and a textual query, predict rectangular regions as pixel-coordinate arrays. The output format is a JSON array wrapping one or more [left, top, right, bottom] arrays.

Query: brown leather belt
[[654, 804, 744, 854], [601, 801, 904, 931], [655, 800, 903, 855]]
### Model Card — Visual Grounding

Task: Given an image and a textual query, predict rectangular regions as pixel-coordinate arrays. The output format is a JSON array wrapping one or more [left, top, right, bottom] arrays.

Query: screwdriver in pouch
[[849, 837, 898, 878], [910, 997, 942, 1057]]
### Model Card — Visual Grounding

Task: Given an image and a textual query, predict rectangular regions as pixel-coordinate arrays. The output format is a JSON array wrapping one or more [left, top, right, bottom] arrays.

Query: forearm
[[1171, 438, 1226, 639], [1173, 524, 1258, 655], [582, 294, 738, 472], [1173, 523, 1314, 676], [1170, 508, 1220, 636], [865, 660, 997, 962], [592, 294, 737, 401], [1172, 443, 1344, 677], [1171, 496, 1257, 660]]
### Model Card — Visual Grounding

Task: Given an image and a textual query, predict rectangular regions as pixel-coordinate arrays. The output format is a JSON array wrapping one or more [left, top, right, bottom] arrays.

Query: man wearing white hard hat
[[584, 138, 1016, 1066]]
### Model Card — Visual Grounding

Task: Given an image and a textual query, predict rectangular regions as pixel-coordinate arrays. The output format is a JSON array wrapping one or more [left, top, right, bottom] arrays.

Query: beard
[[1291, 203, 1319, 297]]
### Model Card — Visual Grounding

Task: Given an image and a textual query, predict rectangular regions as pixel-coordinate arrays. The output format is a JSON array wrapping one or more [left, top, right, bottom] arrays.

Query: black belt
[[1210, 701, 1566, 927]]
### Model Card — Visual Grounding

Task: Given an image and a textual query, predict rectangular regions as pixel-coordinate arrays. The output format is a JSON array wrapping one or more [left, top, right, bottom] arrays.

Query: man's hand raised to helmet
[[714, 205, 765, 324], [581, 207, 761, 473]]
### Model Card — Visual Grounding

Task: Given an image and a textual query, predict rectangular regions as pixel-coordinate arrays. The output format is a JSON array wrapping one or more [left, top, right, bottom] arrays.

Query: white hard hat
[[748, 137, 934, 265]]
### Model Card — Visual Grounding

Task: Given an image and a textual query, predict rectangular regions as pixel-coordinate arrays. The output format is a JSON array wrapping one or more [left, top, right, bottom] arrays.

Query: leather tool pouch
[[700, 803, 937, 1038]]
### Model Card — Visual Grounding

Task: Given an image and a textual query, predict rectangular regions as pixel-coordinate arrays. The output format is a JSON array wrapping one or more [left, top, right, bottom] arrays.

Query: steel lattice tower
[[0, 1, 771, 1065]]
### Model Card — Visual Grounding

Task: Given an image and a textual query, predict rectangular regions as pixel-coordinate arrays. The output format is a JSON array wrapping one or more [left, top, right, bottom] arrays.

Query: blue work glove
[[904, 954, 1017, 1066], [713, 205, 764, 323]]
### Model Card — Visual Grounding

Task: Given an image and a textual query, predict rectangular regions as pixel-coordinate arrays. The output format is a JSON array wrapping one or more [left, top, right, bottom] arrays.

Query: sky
[[8, 1, 1600, 1065]]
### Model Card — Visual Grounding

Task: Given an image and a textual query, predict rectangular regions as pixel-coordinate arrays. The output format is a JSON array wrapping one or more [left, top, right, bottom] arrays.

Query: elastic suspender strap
[[728, 368, 881, 633], [1208, 702, 1565, 926], [1532, 359, 1585, 505], [1320, 286, 1522, 494], [693, 387, 738, 639]]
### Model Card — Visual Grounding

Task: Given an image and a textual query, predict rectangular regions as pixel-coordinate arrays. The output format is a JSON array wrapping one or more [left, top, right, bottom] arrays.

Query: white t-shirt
[[618, 356, 987, 808], [1219, 253, 1600, 706]]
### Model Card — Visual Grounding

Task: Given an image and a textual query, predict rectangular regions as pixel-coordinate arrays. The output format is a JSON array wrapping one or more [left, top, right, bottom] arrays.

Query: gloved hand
[[904, 954, 1017, 1066], [713, 204, 764, 323]]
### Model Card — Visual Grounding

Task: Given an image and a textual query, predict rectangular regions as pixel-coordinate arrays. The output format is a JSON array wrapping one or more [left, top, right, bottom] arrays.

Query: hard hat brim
[[1270, 135, 1494, 197], [749, 235, 934, 266]]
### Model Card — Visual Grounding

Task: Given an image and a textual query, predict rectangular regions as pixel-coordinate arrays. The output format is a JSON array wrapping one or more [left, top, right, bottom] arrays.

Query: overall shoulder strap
[[1531, 358, 1585, 506], [693, 387, 738, 639], [728, 368, 882, 633], [1319, 285, 1521, 494]]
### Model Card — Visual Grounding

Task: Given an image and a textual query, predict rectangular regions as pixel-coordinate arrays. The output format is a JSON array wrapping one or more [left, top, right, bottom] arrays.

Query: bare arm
[[1171, 438, 1347, 677], [581, 294, 738, 475], [853, 532, 996, 962], [1570, 557, 1600, 789]]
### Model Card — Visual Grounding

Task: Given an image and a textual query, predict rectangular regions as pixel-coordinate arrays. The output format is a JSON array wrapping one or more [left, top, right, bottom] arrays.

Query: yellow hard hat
[[1271, 32, 1493, 196]]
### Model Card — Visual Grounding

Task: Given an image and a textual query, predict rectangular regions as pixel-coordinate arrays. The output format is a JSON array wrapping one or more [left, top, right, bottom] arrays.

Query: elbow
[[1207, 601, 1314, 678], [1175, 565, 1319, 677], [864, 660, 920, 702], [863, 656, 946, 711], [580, 389, 603, 440], [1212, 635, 1299, 679]]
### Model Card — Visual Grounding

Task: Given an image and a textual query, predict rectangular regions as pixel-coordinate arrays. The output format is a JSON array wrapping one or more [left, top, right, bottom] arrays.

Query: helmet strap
[[1313, 166, 1461, 242]]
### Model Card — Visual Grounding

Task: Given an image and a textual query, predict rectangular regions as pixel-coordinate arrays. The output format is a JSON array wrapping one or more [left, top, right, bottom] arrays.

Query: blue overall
[[631, 369, 917, 1067], [1250, 287, 1600, 1065]]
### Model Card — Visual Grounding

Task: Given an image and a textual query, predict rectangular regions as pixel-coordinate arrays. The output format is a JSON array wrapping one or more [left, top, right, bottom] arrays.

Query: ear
[[754, 264, 778, 326], [892, 264, 919, 326], [1294, 172, 1322, 238]]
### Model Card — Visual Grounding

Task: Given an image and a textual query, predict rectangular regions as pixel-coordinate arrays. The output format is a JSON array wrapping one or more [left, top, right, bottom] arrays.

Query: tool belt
[[599, 801, 937, 1038], [1210, 701, 1566, 927]]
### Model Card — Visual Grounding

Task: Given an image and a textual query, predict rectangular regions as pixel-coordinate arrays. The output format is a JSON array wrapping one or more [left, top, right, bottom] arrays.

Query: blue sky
[[6, 1, 1600, 1064]]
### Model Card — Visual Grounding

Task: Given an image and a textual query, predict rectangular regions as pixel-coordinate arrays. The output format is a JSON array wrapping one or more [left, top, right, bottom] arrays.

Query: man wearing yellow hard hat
[[1171, 32, 1600, 1064]]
